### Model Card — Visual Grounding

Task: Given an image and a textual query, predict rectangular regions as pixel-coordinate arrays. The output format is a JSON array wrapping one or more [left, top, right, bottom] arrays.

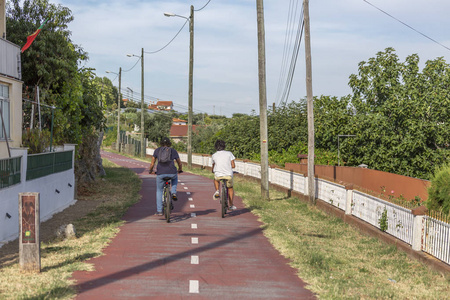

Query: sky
[[51, 0, 450, 117]]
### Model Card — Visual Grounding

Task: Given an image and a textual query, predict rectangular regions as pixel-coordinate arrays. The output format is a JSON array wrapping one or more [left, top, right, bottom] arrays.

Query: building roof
[[170, 124, 198, 137], [173, 118, 187, 123], [156, 101, 173, 107]]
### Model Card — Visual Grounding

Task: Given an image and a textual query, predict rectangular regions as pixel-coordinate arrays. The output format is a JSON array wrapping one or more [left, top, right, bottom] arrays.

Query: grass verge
[[187, 167, 450, 299], [0, 159, 141, 299]]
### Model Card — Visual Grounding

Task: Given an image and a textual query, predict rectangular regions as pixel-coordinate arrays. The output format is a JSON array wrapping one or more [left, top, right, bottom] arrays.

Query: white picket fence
[[148, 149, 450, 266]]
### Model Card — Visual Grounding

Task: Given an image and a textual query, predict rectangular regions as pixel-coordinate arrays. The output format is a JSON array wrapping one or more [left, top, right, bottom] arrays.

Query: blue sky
[[53, 0, 450, 116]]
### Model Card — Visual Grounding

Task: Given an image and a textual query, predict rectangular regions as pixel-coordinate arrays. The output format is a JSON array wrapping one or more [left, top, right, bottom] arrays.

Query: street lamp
[[337, 135, 356, 166], [164, 5, 194, 169], [127, 50, 145, 158], [106, 68, 122, 151]]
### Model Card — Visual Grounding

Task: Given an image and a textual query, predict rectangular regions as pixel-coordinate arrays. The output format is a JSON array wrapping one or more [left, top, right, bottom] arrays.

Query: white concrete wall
[[0, 145, 76, 247]]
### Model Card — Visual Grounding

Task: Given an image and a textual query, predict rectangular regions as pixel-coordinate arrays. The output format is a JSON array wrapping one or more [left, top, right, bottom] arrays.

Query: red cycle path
[[72, 151, 316, 299]]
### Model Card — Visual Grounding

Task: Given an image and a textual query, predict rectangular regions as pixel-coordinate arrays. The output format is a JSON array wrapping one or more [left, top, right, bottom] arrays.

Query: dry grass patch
[[0, 159, 141, 299], [188, 167, 450, 299]]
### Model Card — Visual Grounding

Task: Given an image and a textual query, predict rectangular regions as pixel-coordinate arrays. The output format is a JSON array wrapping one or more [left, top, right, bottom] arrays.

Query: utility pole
[[0, 0, 5, 39], [117, 67, 122, 152], [140, 48, 145, 158], [304, 0, 315, 205], [256, 0, 269, 200], [187, 5, 194, 169]]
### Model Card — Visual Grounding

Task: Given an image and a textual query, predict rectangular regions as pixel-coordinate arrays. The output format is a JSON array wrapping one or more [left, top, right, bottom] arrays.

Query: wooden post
[[256, 0, 270, 200], [303, 0, 315, 205], [19, 193, 40, 272]]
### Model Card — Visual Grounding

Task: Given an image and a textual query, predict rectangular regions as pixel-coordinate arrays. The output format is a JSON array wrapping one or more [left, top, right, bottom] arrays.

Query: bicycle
[[219, 178, 229, 218], [161, 170, 183, 223], [162, 177, 174, 223]]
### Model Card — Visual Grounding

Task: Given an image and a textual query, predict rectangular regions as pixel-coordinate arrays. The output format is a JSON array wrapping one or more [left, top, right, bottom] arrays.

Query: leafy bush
[[22, 128, 51, 154], [427, 163, 450, 215], [103, 126, 117, 146]]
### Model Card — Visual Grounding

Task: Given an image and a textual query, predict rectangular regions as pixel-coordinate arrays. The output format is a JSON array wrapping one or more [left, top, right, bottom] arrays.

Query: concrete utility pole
[[0, 0, 6, 39], [187, 5, 194, 169], [303, 0, 315, 205], [256, 0, 270, 200], [118, 67, 122, 151], [140, 48, 145, 158]]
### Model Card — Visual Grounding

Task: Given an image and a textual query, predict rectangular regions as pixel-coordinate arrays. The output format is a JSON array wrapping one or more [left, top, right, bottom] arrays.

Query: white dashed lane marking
[[188, 197, 193, 201], [189, 280, 199, 293], [191, 237, 198, 244], [191, 223, 197, 229], [190, 204, 195, 208], [191, 213, 196, 217], [191, 255, 199, 264]]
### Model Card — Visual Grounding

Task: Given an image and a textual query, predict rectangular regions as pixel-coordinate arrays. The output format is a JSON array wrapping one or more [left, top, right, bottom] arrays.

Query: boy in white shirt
[[211, 140, 236, 210]]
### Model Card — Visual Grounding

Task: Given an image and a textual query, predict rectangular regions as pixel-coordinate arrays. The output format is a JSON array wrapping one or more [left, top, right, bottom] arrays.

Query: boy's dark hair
[[214, 140, 226, 151], [160, 137, 172, 147]]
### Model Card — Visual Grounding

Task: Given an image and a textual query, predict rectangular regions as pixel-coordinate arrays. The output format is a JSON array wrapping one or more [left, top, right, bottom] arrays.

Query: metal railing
[[26, 151, 73, 181], [0, 156, 21, 189]]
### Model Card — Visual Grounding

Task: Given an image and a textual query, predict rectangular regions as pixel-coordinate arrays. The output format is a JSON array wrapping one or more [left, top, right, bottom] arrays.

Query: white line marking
[[181, 183, 185, 185], [191, 223, 197, 229], [191, 237, 198, 244], [188, 197, 193, 201], [187, 192, 191, 195], [190, 204, 195, 208], [191, 255, 199, 264], [189, 280, 199, 293], [191, 213, 196, 217]]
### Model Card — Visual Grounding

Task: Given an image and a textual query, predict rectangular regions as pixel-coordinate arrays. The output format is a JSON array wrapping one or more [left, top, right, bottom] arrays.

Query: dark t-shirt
[[153, 147, 179, 175]]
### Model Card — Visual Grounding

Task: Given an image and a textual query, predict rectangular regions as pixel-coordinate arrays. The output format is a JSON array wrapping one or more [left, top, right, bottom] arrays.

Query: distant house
[[0, 38, 23, 159], [156, 101, 173, 111], [170, 124, 197, 143], [172, 118, 187, 125], [148, 103, 158, 110]]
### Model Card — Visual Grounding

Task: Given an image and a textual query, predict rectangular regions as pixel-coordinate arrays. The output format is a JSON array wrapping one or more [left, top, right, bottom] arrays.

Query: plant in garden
[[427, 163, 450, 215], [378, 207, 388, 232]]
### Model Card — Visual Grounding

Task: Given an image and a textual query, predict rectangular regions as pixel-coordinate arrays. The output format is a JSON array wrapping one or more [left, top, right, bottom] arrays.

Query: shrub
[[427, 163, 450, 215], [22, 128, 51, 154]]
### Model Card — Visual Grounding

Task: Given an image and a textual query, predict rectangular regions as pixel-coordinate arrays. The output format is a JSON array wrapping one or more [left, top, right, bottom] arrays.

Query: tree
[[346, 48, 449, 179]]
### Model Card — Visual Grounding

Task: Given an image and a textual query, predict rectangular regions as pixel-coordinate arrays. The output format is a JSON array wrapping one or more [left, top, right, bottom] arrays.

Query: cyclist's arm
[[231, 160, 235, 169], [211, 163, 215, 173], [175, 158, 183, 173], [149, 156, 156, 173]]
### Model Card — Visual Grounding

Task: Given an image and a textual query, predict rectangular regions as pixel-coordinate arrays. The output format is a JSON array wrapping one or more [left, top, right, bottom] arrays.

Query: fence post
[[345, 184, 354, 215], [19, 192, 40, 272], [303, 172, 308, 196], [411, 206, 427, 251], [11, 148, 28, 184]]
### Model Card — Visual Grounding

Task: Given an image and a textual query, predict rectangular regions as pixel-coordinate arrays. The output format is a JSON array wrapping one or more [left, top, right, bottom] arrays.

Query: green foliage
[[21, 128, 51, 154], [345, 48, 449, 179], [427, 163, 450, 215], [103, 126, 117, 147], [378, 207, 388, 232], [138, 112, 172, 143]]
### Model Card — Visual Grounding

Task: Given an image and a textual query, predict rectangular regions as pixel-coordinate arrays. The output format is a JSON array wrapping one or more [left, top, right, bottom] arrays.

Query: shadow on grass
[[42, 252, 98, 272]]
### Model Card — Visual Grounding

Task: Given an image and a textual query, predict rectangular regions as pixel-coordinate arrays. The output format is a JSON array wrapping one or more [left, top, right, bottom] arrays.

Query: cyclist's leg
[[227, 177, 235, 207], [170, 174, 178, 196], [155, 175, 165, 213]]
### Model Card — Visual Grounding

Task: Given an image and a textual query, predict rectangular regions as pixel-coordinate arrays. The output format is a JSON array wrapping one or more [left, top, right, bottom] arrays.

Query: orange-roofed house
[[172, 118, 187, 125], [156, 101, 173, 111], [170, 124, 197, 143]]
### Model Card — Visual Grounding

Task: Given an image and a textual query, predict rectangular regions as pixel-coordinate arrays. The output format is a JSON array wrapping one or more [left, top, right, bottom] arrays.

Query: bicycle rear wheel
[[221, 182, 227, 218], [164, 187, 171, 223]]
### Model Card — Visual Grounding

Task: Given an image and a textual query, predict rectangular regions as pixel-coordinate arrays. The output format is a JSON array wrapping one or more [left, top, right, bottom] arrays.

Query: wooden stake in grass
[[19, 192, 40, 273]]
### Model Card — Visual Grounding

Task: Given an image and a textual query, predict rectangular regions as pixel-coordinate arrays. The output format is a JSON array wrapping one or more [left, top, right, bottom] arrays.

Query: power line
[[195, 0, 212, 12], [145, 20, 189, 54], [363, 0, 450, 52]]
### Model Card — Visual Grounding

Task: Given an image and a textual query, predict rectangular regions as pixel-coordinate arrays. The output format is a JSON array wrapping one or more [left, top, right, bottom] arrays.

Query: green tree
[[346, 48, 449, 179]]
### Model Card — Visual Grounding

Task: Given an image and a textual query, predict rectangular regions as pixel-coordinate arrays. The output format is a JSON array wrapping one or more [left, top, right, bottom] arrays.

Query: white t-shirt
[[212, 150, 235, 177]]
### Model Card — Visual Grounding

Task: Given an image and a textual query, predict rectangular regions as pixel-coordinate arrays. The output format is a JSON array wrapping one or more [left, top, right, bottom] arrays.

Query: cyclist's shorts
[[215, 176, 233, 188]]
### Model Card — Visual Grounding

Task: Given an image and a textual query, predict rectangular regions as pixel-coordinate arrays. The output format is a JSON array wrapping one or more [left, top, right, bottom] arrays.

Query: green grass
[[187, 167, 450, 299], [0, 159, 141, 299]]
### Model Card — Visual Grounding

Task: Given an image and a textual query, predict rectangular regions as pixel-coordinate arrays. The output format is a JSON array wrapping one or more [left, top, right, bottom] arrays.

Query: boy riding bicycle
[[211, 140, 236, 210], [149, 137, 183, 216]]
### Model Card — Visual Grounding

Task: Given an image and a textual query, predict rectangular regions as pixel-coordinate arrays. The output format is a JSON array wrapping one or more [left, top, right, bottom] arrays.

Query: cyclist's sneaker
[[213, 190, 220, 200], [229, 205, 237, 210], [155, 212, 163, 216], [172, 194, 178, 201]]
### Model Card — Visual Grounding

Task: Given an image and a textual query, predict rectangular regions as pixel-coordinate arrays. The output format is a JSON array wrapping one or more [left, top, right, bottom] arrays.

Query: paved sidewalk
[[72, 151, 316, 299]]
